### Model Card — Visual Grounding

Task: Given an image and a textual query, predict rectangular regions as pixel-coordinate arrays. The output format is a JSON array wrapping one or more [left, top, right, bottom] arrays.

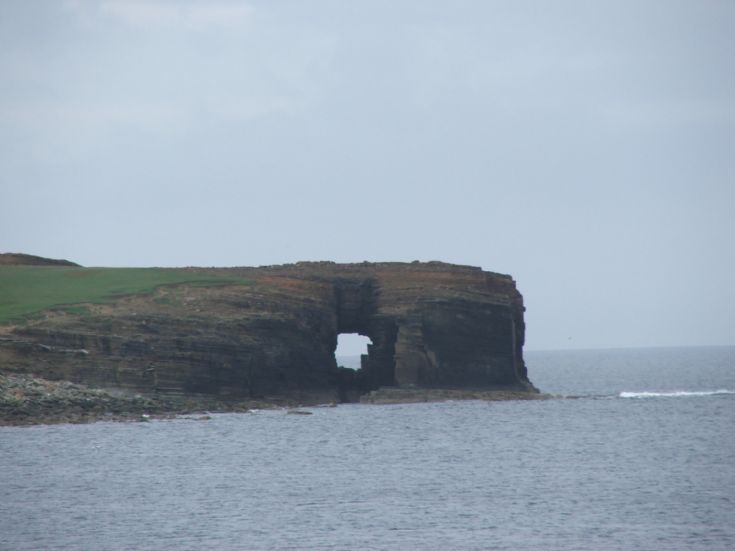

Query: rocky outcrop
[[0, 372, 279, 426], [0, 261, 535, 403]]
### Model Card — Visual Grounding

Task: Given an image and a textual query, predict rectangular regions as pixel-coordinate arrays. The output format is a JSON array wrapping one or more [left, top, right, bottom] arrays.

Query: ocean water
[[1, 346, 734, 550]]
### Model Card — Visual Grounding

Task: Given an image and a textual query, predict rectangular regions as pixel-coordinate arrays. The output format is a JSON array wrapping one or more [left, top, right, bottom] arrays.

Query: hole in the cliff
[[335, 333, 372, 370]]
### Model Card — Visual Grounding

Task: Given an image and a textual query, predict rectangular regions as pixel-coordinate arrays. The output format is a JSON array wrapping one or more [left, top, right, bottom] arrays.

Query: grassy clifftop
[[0, 266, 252, 324]]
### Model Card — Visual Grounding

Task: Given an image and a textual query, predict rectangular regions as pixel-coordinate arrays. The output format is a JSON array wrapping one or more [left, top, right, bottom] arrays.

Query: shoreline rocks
[[360, 386, 549, 405], [0, 373, 280, 427], [1, 372, 545, 427]]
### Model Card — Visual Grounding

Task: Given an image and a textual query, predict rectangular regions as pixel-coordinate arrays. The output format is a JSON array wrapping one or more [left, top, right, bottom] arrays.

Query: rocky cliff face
[[0, 261, 534, 402]]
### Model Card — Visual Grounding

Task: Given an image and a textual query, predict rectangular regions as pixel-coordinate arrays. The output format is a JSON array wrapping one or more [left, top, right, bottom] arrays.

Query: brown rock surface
[[0, 261, 535, 405]]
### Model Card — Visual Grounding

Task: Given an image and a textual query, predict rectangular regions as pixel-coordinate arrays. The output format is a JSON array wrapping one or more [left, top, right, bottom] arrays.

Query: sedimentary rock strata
[[0, 260, 534, 402]]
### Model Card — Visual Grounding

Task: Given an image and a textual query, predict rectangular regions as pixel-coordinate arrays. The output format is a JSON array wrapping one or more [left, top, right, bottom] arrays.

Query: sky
[[1, 0, 734, 352]]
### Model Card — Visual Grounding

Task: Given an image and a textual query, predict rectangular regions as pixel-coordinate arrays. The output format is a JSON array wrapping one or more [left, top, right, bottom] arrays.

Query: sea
[[1, 346, 734, 550]]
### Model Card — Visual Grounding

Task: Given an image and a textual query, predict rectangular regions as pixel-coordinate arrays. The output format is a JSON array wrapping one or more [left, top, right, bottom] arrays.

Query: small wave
[[619, 389, 734, 398]]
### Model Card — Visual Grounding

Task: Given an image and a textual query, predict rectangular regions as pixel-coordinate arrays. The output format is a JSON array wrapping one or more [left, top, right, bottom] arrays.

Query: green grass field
[[0, 266, 252, 324]]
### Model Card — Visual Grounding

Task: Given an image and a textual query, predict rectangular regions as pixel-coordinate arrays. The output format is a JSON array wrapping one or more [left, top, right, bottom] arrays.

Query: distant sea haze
[[1, 346, 733, 550], [336, 354, 363, 370]]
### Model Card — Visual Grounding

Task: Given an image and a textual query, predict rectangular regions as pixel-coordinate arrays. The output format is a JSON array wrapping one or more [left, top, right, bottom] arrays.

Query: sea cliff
[[0, 255, 538, 424]]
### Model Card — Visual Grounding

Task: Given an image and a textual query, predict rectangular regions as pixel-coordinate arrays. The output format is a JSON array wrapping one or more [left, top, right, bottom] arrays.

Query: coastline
[[0, 373, 296, 427], [1, 372, 546, 427], [360, 386, 548, 404]]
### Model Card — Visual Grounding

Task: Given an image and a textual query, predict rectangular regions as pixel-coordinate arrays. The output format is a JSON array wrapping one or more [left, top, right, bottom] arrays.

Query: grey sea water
[[1, 346, 734, 550]]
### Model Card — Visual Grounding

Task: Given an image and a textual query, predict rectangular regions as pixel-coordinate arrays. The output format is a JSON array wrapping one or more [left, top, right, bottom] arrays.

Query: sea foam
[[619, 389, 734, 398]]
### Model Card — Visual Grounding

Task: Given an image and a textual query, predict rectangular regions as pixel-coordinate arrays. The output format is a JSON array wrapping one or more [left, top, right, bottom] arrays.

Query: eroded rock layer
[[0, 261, 534, 402]]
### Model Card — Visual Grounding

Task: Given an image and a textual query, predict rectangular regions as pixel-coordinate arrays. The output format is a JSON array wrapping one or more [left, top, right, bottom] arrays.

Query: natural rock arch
[[332, 276, 398, 390]]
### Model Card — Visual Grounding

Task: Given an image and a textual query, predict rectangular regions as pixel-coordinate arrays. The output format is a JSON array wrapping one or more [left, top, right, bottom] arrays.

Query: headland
[[0, 254, 540, 425]]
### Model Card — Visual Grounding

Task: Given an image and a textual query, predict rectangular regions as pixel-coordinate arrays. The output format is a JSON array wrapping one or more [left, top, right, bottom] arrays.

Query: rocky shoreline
[[0, 373, 298, 427], [1, 373, 547, 427], [360, 386, 548, 404]]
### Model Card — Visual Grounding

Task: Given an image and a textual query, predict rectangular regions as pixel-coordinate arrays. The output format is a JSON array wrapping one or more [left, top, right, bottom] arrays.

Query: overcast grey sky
[[1, 0, 733, 351]]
